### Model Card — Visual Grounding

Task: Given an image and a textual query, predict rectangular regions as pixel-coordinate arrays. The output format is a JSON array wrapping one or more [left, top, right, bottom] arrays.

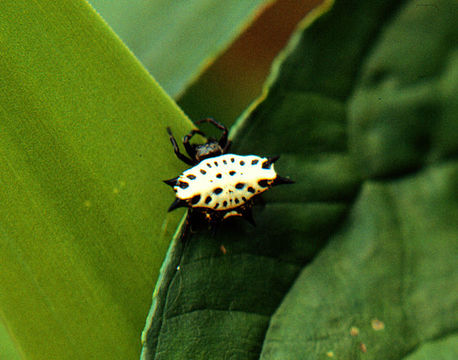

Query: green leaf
[[262, 164, 457, 359], [142, 0, 458, 358], [261, 0, 458, 358], [0, 320, 22, 360], [0, 1, 192, 359], [88, 0, 272, 97]]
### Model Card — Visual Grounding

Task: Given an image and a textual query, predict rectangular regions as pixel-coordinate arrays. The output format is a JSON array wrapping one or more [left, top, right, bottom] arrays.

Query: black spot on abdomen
[[251, 159, 259, 165], [200, 169, 207, 175], [205, 196, 212, 204], [187, 174, 196, 180], [179, 181, 189, 189], [247, 187, 255, 193], [229, 171, 236, 176], [214, 188, 223, 194], [191, 195, 201, 205], [216, 173, 222, 178], [235, 183, 245, 189], [258, 179, 269, 187]]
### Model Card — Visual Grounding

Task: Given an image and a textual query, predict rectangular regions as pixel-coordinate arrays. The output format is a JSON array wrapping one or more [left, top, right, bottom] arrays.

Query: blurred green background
[[178, 0, 322, 127]]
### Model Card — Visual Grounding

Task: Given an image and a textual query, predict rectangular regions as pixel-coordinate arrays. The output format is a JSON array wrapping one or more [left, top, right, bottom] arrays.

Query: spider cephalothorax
[[164, 118, 293, 240], [166, 118, 230, 165]]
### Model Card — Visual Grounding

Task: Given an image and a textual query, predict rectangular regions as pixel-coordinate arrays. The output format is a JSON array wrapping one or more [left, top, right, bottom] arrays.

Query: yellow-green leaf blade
[[0, 318, 22, 360], [0, 0, 191, 359]]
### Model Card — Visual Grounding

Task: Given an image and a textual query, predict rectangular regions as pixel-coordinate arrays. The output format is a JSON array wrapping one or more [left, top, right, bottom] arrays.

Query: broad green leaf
[[142, 0, 457, 358], [0, 1, 192, 359], [262, 164, 457, 359], [261, 0, 458, 358], [89, 0, 272, 98]]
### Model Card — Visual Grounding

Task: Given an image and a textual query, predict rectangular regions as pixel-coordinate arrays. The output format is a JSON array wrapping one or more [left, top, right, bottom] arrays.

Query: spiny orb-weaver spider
[[164, 118, 294, 241]]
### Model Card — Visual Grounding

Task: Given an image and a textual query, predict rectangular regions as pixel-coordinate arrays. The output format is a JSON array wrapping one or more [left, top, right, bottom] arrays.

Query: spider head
[[194, 139, 224, 162]]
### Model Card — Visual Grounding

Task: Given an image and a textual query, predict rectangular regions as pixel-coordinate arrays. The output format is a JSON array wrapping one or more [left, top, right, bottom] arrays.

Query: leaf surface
[[143, 0, 458, 359], [0, 319, 22, 360], [260, 0, 458, 358], [403, 335, 458, 360], [89, 0, 272, 97], [0, 1, 192, 358]]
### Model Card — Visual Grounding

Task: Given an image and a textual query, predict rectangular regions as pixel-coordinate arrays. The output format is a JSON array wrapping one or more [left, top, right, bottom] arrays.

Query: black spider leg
[[166, 127, 195, 166], [208, 213, 221, 238], [241, 205, 256, 226], [222, 139, 232, 153], [179, 208, 206, 244], [176, 207, 200, 244], [183, 129, 205, 159], [195, 118, 230, 153], [252, 194, 266, 208]]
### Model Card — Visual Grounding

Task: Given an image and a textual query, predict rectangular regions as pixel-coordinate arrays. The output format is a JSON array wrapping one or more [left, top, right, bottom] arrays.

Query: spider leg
[[241, 205, 256, 226], [222, 139, 232, 153], [166, 127, 195, 166], [196, 118, 229, 151], [252, 194, 266, 208], [183, 129, 205, 159]]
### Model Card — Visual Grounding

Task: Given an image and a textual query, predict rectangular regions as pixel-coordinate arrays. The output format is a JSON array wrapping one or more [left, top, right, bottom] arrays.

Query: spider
[[164, 118, 294, 241]]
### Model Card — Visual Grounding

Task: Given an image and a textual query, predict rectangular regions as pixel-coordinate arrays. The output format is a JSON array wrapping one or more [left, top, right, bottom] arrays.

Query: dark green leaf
[[142, 0, 458, 358], [261, 163, 457, 359], [261, 0, 458, 358]]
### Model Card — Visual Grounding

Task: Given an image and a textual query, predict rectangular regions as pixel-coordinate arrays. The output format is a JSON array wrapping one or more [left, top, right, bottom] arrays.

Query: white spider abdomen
[[173, 154, 277, 210]]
